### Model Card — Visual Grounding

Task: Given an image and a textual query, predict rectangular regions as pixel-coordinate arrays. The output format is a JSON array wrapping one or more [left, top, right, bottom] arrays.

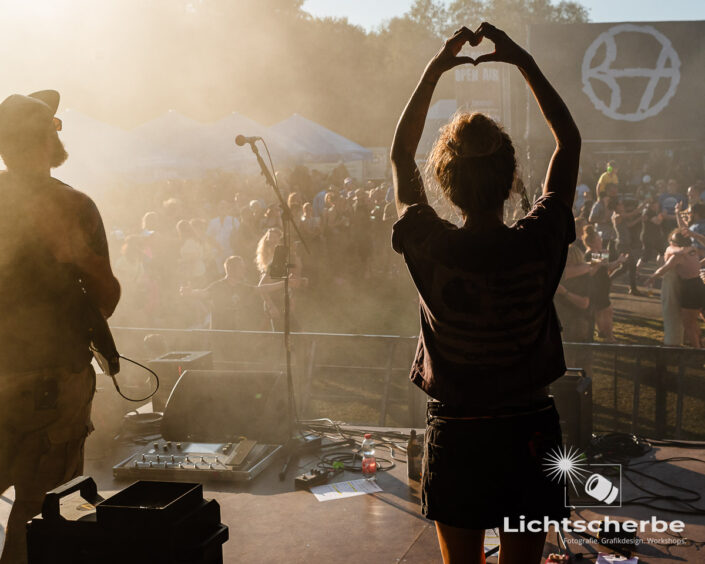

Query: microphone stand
[[241, 139, 316, 480]]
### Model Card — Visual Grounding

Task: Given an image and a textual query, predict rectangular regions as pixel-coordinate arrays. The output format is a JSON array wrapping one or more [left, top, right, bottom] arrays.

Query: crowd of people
[[102, 144, 705, 346], [555, 146, 705, 345], [105, 163, 406, 333]]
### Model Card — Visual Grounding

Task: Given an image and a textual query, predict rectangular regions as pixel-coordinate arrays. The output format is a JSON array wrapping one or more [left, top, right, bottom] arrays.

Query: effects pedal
[[294, 468, 329, 490]]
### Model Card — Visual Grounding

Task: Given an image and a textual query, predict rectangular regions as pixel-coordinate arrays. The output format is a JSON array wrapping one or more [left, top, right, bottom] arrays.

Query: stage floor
[[2, 433, 705, 563]]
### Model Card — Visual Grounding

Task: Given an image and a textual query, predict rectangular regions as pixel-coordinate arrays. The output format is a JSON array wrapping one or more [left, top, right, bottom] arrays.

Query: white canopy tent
[[269, 114, 372, 163]]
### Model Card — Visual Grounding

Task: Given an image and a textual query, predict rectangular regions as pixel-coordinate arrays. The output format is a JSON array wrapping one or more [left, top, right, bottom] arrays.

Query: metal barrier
[[563, 342, 705, 439], [111, 327, 705, 439]]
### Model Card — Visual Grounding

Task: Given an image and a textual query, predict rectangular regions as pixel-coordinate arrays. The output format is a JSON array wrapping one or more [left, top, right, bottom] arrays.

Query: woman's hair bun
[[455, 113, 504, 158]]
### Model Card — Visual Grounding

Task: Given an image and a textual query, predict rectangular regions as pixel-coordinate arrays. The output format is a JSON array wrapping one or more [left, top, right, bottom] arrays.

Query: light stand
[[240, 139, 316, 479]]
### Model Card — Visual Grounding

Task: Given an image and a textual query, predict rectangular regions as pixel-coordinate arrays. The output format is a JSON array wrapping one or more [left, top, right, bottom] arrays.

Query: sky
[[302, 0, 705, 30]]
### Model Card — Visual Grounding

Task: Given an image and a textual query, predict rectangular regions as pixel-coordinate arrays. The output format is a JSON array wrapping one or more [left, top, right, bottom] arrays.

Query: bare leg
[[0, 489, 42, 564], [595, 306, 616, 342], [498, 530, 547, 564], [435, 521, 486, 564], [681, 308, 701, 348]]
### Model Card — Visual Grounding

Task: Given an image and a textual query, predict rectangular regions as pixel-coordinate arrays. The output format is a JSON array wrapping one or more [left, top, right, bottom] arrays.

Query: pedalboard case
[[27, 476, 228, 564], [113, 437, 282, 482]]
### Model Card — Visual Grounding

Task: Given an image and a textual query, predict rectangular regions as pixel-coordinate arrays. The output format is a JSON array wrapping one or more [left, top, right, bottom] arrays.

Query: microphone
[[235, 134, 261, 146]]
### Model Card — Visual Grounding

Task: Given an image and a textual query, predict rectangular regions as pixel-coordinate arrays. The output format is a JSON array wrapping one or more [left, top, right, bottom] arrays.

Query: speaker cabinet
[[161, 370, 289, 444], [549, 368, 593, 450]]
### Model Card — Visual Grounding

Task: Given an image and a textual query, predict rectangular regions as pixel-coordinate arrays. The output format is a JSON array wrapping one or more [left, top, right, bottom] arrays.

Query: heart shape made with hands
[[465, 30, 497, 65], [439, 24, 511, 71]]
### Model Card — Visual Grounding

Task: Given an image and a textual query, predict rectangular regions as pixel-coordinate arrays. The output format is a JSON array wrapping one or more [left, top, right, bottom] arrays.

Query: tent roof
[[270, 114, 371, 162], [208, 112, 305, 165], [428, 99, 457, 120]]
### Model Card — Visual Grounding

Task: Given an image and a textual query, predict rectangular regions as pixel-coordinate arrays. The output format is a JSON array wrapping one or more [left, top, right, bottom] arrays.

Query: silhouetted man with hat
[[0, 90, 120, 563]]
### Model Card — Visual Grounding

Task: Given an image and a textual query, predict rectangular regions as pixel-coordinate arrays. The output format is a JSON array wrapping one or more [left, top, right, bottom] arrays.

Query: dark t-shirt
[[392, 194, 575, 408], [205, 278, 266, 330], [0, 173, 105, 371]]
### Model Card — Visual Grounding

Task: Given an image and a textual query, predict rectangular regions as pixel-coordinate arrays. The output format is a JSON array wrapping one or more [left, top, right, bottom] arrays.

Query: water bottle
[[361, 433, 376, 476], [406, 429, 422, 481]]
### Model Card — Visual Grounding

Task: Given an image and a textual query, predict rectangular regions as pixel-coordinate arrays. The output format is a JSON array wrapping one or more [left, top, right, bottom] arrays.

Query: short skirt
[[421, 397, 570, 530]]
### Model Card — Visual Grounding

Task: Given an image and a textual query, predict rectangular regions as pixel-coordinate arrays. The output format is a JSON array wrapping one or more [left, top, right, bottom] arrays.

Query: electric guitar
[[78, 277, 120, 376]]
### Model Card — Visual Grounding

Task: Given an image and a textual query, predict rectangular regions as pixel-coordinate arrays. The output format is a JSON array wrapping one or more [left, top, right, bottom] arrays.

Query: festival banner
[[527, 21, 705, 142]]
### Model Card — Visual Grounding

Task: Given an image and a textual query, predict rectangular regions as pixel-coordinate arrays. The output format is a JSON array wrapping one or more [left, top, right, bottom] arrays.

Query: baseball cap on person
[[0, 90, 60, 148]]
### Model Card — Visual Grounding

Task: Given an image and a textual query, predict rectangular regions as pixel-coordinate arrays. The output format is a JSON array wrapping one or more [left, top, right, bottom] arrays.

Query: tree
[[0, 0, 589, 147]]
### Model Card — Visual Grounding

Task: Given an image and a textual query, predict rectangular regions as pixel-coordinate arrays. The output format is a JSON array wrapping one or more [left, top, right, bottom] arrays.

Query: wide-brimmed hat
[[0, 90, 60, 147]]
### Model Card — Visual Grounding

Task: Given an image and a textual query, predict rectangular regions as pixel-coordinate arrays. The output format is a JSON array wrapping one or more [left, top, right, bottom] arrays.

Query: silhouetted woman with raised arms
[[390, 23, 581, 564]]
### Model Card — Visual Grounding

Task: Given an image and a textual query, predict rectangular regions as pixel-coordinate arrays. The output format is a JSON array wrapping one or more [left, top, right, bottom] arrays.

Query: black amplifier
[[27, 476, 228, 564], [148, 351, 213, 412], [549, 368, 593, 450]]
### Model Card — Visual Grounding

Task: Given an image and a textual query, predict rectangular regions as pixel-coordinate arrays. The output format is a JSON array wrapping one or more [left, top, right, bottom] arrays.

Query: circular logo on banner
[[582, 24, 681, 122]]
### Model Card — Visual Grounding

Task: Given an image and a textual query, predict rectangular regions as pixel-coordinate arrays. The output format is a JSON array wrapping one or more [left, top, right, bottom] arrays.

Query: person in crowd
[[239, 199, 266, 257], [390, 24, 580, 563], [687, 185, 702, 208], [176, 219, 206, 287], [255, 227, 306, 330], [646, 230, 705, 347], [595, 160, 618, 199], [287, 192, 303, 225], [611, 198, 644, 295], [322, 190, 347, 234], [638, 197, 664, 267], [321, 190, 349, 277], [206, 199, 238, 271], [0, 89, 120, 563], [574, 171, 591, 216], [113, 235, 150, 321], [299, 202, 323, 284], [658, 178, 685, 237], [554, 244, 593, 342], [349, 190, 373, 278], [583, 225, 626, 342], [255, 227, 284, 280], [588, 192, 616, 249], [189, 217, 219, 281], [300, 201, 322, 238], [312, 185, 329, 217], [181, 255, 266, 330], [262, 203, 282, 230], [573, 217, 587, 252], [687, 203, 705, 258], [139, 210, 174, 286]]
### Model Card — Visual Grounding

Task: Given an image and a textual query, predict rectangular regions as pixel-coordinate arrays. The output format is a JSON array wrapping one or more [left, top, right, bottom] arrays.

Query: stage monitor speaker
[[549, 368, 593, 450], [161, 370, 288, 444], [147, 351, 213, 412]]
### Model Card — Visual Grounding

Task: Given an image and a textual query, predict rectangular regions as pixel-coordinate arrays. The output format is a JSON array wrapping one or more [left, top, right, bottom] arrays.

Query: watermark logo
[[543, 445, 622, 508], [582, 24, 681, 122]]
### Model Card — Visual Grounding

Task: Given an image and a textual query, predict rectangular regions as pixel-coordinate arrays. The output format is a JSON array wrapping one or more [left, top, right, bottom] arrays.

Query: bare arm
[[258, 277, 307, 294], [684, 226, 705, 248], [646, 254, 679, 285], [556, 284, 589, 310], [473, 23, 581, 209], [390, 27, 474, 216], [563, 263, 591, 279]]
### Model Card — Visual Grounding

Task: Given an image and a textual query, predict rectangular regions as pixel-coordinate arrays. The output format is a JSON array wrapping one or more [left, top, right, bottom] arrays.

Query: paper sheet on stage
[[310, 478, 382, 501], [484, 528, 500, 555]]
